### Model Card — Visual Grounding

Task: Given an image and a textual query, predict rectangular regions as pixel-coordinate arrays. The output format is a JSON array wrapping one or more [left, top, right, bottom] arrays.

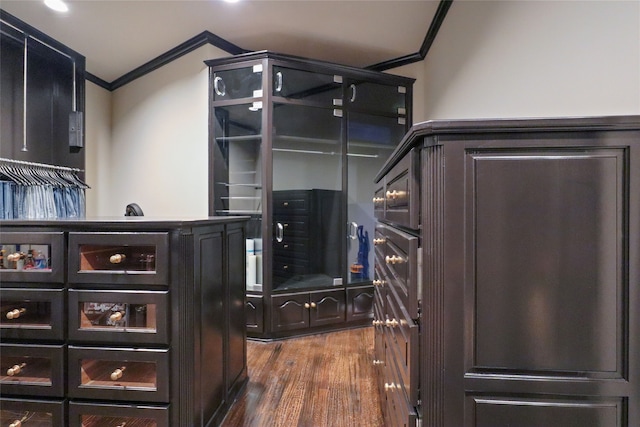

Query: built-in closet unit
[[0, 11, 87, 219], [373, 115, 640, 427], [206, 51, 414, 338]]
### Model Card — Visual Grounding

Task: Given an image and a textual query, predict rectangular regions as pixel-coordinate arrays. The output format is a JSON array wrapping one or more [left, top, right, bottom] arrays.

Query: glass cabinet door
[[347, 79, 408, 116], [346, 112, 407, 286], [272, 66, 342, 106], [271, 103, 343, 291], [212, 64, 262, 101]]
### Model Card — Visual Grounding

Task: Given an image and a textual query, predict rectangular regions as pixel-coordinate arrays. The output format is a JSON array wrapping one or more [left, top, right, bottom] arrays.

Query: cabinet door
[[212, 63, 262, 101], [309, 289, 345, 327], [272, 104, 343, 292], [246, 295, 264, 334], [347, 112, 407, 286], [0, 232, 65, 283], [346, 79, 408, 116], [1, 397, 65, 427], [271, 293, 310, 332], [272, 66, 342, 106], [346, 285, 374, 322]]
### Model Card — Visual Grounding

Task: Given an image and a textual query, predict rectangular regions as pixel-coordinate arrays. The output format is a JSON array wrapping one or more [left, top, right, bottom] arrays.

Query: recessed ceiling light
[[223, 0, 241, 3], [44, 0, 69, 13]]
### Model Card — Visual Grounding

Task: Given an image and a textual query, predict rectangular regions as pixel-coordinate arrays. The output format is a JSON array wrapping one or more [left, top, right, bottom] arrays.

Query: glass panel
[[79, 302, 157, 332], [1, 299, 52, 329], [78, 245, 156, 273], [80, 359, 157, 391], [272, 104, 342, 291], [1, 355, 52, 386], [213, 65, 262, 101], [213, 103, 263, 292], [273, 67, 342, 105], [348, 80, 407, 115], [81, 415, 157, 427], [347, 113, 406, 286], [1, 409, 53, 427], [0, 244, 51, 271]]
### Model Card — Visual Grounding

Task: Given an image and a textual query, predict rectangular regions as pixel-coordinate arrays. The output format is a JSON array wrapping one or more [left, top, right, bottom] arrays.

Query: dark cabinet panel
[[346, 285, 374, 322], [246, 295, 264, 334], [374, 116, 640, 426], [272, 289, 345, 332]]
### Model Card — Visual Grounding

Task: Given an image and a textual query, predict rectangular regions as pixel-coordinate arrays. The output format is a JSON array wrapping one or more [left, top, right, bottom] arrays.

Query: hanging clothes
[[0, 158, 88, 219]]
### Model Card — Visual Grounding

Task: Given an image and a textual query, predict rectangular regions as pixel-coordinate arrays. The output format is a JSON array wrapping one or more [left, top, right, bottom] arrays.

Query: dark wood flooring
[[221, 327, 384, 427]]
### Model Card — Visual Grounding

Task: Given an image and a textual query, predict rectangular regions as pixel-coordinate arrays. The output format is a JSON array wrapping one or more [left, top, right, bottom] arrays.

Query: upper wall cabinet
[[206, 51, 414, 338], [0, 11, 85, 171]]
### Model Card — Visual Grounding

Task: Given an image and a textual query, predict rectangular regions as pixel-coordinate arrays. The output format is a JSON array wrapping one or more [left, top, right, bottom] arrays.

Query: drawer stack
[[373, 148, 421, 427], [0, 217, 248, 427], [0, 232, 67, 426]]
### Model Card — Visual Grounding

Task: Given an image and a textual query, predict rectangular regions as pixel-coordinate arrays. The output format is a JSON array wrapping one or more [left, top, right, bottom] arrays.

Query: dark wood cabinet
[[272, 289, 346, 332], [206, 51, 413, 338], [374, 115, 640, 426], [0, 217, 248, 426]]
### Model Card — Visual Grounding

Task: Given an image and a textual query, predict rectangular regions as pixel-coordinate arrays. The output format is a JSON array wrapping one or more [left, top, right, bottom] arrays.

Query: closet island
[[0, 216, 248, 427]]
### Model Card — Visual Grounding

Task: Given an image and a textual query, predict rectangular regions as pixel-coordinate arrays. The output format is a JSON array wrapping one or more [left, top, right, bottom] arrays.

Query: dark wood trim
[[85, 72, 110, 90], [366, 0, 453, 72], [98, 31, 248, 92]]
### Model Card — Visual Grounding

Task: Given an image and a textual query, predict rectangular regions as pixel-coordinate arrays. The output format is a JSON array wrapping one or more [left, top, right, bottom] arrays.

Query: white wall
[[423, 0, 640, 120], [92, 44, 227, 217]]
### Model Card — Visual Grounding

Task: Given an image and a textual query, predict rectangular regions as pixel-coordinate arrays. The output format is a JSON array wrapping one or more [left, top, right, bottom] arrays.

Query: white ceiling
[[1, 0, 441, 83]]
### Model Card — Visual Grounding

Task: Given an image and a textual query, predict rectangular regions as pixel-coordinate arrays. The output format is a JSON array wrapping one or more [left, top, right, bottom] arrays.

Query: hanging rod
[[0, 157, 84, 173]]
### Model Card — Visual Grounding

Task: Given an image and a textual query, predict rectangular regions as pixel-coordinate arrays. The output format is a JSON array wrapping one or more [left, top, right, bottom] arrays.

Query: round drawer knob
[[384, 382, 396, 392], [304, 303, 310, 309], [373, 279, 385, 286], [110, 311, 124, 322], [9, 420, 23, 427], [372, 320, 384, 326], [373, 359, 384, 365], [385, 318, 399, 328], [373, 238, 386, 245], [109, 254, 126, 264], [6, 308, 26, 319], [110, 366, 126, 381], [7, 363, 26, 376], [385, 255, 404, 264]]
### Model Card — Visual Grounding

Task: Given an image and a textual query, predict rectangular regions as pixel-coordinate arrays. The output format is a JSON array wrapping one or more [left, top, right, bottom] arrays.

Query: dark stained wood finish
[[222, 327, 383, 427]]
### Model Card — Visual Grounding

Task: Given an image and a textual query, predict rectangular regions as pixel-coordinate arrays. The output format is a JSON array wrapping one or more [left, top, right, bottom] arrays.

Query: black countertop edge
[[375, 115, 640, 183], [0, 216, 250, 229]]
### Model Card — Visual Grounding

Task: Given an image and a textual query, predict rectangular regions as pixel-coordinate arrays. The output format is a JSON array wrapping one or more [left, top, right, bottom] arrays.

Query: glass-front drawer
[[68, 346, 169, 403], [0, 344, 65, 397], [68, 289, 169, 345], [69, 401, 169, 427], [0, 288, 65, 341], [0, 232, 64, 283], [68, 233, 169, 286], [0, 397, 65, 427], [212, 63, 262, 101]]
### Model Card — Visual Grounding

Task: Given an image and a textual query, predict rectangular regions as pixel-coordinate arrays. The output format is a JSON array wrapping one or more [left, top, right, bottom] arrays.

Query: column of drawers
[[373, 147, 421, 427]]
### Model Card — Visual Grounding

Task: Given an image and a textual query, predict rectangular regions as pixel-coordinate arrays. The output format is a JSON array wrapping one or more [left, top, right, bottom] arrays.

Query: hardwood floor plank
[[222, 327, 383, 427]]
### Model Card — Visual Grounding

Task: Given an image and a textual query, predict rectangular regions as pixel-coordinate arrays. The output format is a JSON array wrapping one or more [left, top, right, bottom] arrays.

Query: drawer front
[[373, 184, 385, 221], [273, 192, 310, 214], [0, 232, 65, 284], [382, 225, 419, 319], [69, 401, 170, 427], [386, 290, 419, 407], [1, 288, 65, 341], [384, 148, 419, 230], [385, 347, 419, 427], [68, 346, 169, 403], [275, 218, 309, 238], [0, 343, 65, 397], [0, 397, 65, 427], [68, 289, 169, 345], [68, 232, 169, 286], [274, 237, 309, 259]]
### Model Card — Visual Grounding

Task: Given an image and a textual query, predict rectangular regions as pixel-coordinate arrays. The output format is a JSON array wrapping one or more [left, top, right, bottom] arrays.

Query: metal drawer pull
[[6, 308, 26, 319], [304, 303, 310, 309], [283, 201, 289, 206], [373, 238, 386, 245], [372, 320, 384, 326], [276, 222, 284, 242], [385, 190, 407, 200], [386, 318, 399, 328], [310, 302, 317, 308], [109, 254, 126, 264], [385, 255, 404, 264], [110, 366, 126, 381], [275, 71, 283, 92], [110, 311, 125, 322], [7, 363, 26, 376], [213, 76, 226, 96], [384, 382, 396, 392]]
